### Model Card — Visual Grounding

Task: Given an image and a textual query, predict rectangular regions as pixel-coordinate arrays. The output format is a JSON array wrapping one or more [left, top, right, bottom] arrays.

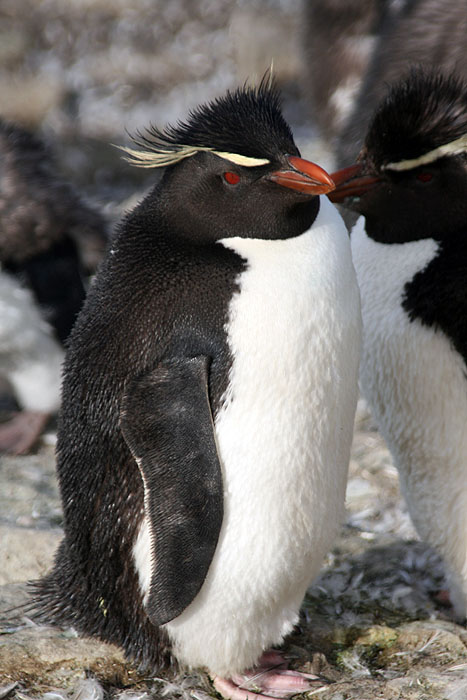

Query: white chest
[[351, 220, 467, 614], [350, 218, 467, 457], [215, 199, 361, 544]]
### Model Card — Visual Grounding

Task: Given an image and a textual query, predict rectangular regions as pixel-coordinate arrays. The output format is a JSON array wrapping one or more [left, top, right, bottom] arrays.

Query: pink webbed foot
[[211, 650, 326, 700], [0, 410, 49, 454]]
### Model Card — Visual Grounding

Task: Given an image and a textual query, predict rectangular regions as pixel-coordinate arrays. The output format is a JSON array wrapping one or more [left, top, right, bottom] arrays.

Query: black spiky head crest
[[120, 75, 299, 168], [363, 69, 467, 171]]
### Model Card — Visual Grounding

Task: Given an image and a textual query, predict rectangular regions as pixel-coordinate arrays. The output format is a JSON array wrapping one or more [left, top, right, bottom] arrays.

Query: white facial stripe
[[117, 144, 270, 169], [212, 151, 270, 167], [116, 144, 203, 168], [384, 134, 467, 172]]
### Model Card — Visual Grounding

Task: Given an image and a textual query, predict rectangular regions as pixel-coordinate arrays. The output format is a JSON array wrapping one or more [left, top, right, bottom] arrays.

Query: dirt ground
[[1, 401, 466, 700]]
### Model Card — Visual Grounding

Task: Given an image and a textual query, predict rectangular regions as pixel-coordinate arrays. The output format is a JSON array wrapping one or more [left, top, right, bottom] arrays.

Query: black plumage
[[354, 71, 467, 365], [132, 82, 296, 162], [338, 70, 467, 248], [363, 70, 467, 171]]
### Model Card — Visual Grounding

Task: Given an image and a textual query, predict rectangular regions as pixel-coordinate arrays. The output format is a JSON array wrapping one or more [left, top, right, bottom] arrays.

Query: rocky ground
[[1, 402, 466, 700]]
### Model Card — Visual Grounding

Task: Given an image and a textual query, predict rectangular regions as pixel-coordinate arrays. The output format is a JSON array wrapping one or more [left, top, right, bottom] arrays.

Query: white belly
[[0, 267, 63, 412], [351, 219, 467, 620], [165, 199, 361, 674]]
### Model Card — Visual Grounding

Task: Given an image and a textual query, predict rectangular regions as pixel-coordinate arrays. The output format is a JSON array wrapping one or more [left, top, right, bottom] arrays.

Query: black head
[[364, 69, 467, 172], [120, 77, 335, 243], [330, 69, 467, 243], [133, 76, 297, 163]]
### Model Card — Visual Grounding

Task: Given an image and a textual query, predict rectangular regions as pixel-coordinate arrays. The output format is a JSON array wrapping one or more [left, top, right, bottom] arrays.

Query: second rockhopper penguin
[[331, 68, 467, 623], [34, 80, 362, 700]]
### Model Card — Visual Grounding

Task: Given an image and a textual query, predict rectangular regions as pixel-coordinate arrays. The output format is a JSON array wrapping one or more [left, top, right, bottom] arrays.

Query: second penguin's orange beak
[[268, 155, 335, 195], [328, 163, 381, 202]]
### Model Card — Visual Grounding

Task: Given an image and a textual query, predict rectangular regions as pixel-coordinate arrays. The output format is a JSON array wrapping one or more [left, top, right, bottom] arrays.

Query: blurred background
[[0, 0, 323, 215], [2, 0, 467, 215]]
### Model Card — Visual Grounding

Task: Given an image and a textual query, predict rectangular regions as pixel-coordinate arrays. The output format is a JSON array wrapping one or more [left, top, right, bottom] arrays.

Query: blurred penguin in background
[[302, 0, 396, 151], [0, 119, 108, 454], [303, 0, 467, 167], [337, 0, 467, 165]]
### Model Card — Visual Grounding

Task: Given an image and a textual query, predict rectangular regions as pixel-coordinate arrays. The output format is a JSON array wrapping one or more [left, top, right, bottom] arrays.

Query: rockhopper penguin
[[33, 80, 362, 699], [330, 69, 467, 621], [0, 119, 108, 454]]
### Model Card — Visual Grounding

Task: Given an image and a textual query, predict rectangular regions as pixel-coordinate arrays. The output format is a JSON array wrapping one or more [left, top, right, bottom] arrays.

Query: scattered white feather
[[0, 683, 18, 700], [71, 679, 104, 700]]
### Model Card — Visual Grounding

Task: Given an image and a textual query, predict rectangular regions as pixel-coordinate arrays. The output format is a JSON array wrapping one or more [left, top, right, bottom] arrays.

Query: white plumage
[[0, 268, 63, 414], [351, 217, 467, 620]]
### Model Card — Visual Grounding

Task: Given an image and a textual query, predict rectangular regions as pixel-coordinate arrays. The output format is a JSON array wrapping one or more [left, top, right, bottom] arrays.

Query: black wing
[[120, 355, 224, 625]]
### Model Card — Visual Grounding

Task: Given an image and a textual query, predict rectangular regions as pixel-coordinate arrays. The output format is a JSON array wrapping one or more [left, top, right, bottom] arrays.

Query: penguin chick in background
[[0, 120, 108, 454], [330, 69, 467, 622], [33, 80, 361, 700]]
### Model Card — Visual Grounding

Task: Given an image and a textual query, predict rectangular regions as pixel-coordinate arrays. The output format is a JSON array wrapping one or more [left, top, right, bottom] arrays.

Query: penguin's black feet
[[0, 410, 49, 454], [211, 650, 324, 700]]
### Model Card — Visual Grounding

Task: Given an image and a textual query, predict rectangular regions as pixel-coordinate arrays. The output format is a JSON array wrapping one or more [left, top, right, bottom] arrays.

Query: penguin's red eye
[[223, 171, 241, 185], [416, 172, 433, 183]]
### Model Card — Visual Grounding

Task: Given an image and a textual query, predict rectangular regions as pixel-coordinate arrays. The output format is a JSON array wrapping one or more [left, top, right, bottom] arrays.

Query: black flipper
[[120, 355, 224, 626]]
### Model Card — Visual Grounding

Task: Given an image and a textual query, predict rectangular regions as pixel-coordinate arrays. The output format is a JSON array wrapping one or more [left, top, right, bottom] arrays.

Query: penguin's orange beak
[[328, 163, 381, 202], [268, 156, 335, 195]]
